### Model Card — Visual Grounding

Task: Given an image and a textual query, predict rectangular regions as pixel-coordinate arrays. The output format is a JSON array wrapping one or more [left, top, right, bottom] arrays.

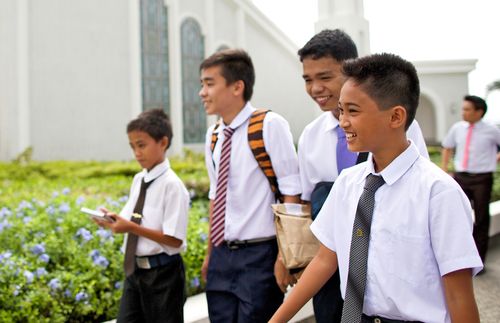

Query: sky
[[251, 0, 500, 122]]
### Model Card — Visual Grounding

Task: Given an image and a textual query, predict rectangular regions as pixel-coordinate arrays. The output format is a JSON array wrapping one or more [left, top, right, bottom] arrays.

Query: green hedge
[[0, 151, 209, 322]]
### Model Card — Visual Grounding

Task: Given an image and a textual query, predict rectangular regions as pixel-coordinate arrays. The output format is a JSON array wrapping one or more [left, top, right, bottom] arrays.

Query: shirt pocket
[[141, 205, 163, 231], [384, 232, 436, 287]]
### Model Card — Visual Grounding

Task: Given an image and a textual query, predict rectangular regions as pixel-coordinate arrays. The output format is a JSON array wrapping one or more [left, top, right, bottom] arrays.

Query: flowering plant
[[0, 155, 209, 322]]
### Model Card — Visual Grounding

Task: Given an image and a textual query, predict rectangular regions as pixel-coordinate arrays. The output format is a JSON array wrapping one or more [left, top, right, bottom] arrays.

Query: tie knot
[[364, 174, 385, 192], [336, 126, 346, 138], [223, 127, 235, 137]]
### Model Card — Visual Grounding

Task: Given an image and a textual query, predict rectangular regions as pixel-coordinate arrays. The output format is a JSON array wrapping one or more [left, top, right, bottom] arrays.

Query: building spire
[[315, 0, 370, 56]]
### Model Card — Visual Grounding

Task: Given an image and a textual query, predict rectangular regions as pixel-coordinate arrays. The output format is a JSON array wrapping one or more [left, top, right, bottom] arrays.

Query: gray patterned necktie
[[341, 174, 385, 323]]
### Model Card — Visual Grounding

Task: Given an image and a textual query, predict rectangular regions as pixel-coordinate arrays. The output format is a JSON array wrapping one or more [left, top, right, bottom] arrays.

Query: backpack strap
[[248, 109, 283, 202]]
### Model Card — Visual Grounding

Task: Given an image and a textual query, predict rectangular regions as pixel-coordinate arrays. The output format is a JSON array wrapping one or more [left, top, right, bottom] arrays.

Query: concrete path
[[474, 233, 500, 323]]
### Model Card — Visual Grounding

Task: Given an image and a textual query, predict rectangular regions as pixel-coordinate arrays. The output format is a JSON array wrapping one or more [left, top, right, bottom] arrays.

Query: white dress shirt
[[120, 159, 190, 256], [298, 112, 429, 201], [205, 102, 301, 241], [311, 142, 482, 323], [442, 119, 500, 173]]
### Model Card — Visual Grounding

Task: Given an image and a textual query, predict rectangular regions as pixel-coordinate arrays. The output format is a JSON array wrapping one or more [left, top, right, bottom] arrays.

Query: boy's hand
[[201, 255, 210, 282], [93, 208, 135, 234], [274, 257, 297, 293]]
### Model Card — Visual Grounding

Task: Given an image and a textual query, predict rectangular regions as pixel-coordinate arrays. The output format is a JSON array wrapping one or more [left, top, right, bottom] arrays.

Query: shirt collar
[[214, 102, 254, 133], [323, 111, 340, 133], [358, 140, 420, 186], [142, 158, 170, 183]]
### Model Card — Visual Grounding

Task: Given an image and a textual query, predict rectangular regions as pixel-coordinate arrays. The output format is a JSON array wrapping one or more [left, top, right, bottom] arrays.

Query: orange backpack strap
[[248, 109, 283, 202], [210, 121, 221, 153]]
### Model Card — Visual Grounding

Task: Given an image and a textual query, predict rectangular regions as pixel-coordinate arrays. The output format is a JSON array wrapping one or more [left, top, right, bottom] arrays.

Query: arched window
[[140, 0, 170, 114], [181, 18, 206, 144]]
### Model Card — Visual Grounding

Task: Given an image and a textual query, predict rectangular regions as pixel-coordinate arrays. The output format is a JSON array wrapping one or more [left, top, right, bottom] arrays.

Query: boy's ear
[[389, 106, 407, 129], [232, 80, 245, 97], [160, 136, 169, 151]]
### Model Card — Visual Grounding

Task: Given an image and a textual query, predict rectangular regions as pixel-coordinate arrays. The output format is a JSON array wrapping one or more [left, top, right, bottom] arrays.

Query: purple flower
[[76, 196, 85, 205], [96, 228, 112, 241], [23, 216, 32, 224], [24, 270, 34, 283], [13, 285, 21, 296], [0, 219, 11, 232], [39, 253, 50, 263], [17, 200, 34, 210], [191, 277, 200, 288], [64, 289, 72, 298], [93, 255, 109, 268], [199, 233, 207, 242], [59, 203, 70, 213], [49, 278, 61, 291], [75, 291, 88, 302], [0, 251, 12, 263], [118, 195, 129, 203], [31, 243, 46, 255], [36, 267, 47, 277], [114, 281, 122, 289], [89, 249, 100, 260], [62, 187, 71, 195], [0, 207, 12, 218], [52, 191, 59, 198], [45, 205, 56, 215], [75, 228, 93, 242]]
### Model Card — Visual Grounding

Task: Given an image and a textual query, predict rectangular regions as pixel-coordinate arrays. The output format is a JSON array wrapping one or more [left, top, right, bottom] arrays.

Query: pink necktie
[[211, 127, 235, 247], [462, 123, 474, 170]]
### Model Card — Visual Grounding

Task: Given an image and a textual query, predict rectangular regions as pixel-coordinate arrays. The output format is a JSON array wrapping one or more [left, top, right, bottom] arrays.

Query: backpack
[[210, 109, 283, 201]]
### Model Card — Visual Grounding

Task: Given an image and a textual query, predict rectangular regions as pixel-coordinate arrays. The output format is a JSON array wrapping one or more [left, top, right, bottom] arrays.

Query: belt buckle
[[374, 318, 382, 323], [136, 257, 151, 269], [226, 241, 240, 250]]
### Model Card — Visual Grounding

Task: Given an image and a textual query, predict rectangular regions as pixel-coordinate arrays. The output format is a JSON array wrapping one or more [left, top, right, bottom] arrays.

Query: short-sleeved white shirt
[[298, 112, 429, 201], [311, 142, 483, 323], [442, 120, 500, 173], [205, 102, 301, 241], [120, 159, 190, 256]]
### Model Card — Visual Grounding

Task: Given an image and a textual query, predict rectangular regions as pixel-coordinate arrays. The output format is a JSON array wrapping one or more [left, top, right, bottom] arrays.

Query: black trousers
[[454, 172, 493, 262], [312, 269, 343, 323], [117, 254, 185, 323], [206, 240, 283, 323]]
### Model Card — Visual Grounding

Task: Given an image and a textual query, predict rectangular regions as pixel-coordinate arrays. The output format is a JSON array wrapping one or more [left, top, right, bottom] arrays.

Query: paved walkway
[[474, 233, 500, 323]]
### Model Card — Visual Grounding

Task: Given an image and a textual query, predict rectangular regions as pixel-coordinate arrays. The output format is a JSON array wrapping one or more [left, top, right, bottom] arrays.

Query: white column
[[236, 7, 246, 48], [129, 0, 142, 119], [166, 0, 183, 156], [315, 0, 370, 56], [0, 0, 30, 160]]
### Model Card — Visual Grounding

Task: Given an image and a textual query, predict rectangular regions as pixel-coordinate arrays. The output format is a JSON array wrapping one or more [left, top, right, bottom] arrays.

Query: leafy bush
[[0, 152, 209, 322]]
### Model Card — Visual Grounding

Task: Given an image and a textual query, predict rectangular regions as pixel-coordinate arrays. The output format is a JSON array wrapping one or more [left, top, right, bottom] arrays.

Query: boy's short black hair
[[127, 109, 173, 149], [464, 95, 487, 117], [200, 49, 255, 101], [298, 29, 358, 62], [342, 53, 420, 130]]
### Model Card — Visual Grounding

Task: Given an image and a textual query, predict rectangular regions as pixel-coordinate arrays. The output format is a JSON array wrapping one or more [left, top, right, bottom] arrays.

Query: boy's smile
[[302, 56, 345, 114], [338, 79, 393, 154]]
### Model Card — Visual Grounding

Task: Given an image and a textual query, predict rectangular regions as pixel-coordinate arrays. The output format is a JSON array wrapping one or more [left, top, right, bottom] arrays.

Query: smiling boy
[[271, 53, 482, 323]]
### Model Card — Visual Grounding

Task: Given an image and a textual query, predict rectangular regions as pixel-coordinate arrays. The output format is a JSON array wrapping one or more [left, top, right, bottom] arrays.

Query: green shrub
[[0, 152, 209, 322]]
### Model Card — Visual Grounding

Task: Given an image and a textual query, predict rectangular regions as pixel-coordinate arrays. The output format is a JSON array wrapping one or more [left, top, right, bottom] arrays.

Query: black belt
[[455, 171, 492, 177], [135, 253, 180, 269], [225, 237, 276, 250], [362, 314, 422, 323]]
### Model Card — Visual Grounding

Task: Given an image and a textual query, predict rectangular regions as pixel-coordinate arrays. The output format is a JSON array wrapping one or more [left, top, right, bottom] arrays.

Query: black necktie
[[341, 174, 385, 323], [124, 178, 155, 277]]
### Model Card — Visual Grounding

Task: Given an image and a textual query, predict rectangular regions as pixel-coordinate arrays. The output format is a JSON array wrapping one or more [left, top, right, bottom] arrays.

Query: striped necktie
[[211, 127, 235, 247]]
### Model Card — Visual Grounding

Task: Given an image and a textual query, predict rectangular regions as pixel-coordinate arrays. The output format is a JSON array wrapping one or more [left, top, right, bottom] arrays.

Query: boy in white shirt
[[94, 109, 190, 323], [271, 53, 482, 323]]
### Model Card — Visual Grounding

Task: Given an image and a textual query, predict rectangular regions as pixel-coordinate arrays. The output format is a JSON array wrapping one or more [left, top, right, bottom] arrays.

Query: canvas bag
[[272, 203, 319, 270]]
